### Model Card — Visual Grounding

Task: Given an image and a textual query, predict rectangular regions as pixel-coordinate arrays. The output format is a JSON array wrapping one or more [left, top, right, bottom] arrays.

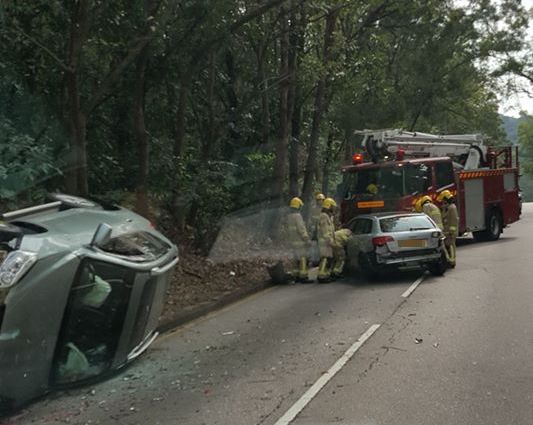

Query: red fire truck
[[339, 130, 521, 241]]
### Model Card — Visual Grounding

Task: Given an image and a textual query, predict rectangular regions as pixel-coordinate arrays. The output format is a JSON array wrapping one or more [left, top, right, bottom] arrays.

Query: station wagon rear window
[[379, 215, 435, 233], [99, 232, 170, 262]]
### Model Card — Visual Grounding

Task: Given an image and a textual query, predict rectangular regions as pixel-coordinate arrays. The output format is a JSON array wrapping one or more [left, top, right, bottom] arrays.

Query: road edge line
[[273, 324, 381, 425], [401, 275, 425, 298]]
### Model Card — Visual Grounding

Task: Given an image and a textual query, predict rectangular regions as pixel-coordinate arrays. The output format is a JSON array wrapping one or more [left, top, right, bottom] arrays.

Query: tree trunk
[[273, 4, 290, 202], [133, 0, 159, 219], [256, 43, 271, 146], [301, 8, 339, 204], [321, 131, 334, 195], [288, 0, 306, 198], [173, 74, 190, 158], [133, 48, 150, 219], [64, 0, 89, 196], [204, 51, 216, 157], [289, 103, 302, 197]]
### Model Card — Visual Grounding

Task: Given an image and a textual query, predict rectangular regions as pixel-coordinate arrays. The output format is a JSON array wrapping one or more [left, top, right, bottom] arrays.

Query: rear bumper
[[376, 251, 441, 266]]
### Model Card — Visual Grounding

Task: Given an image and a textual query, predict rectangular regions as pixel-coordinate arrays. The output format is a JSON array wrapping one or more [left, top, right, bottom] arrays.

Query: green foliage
[[231, 152, 275, 208], [518, 114, 533, 178], [0, 119, 58, 201], [0, 0, 530, 245], [0, 74, 63, 205]]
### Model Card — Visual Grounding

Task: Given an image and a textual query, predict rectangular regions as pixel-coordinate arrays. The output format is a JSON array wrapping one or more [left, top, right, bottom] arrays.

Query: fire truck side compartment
[[463, 179, 485, 231], [503, 171, 520, 225]]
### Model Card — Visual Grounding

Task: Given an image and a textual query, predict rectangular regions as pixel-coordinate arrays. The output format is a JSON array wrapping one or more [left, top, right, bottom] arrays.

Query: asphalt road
[[7, 203, 533, 425]]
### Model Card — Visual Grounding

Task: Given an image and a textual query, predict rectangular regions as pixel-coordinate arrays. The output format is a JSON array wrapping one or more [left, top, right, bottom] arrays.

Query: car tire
[[473, 208, 502, 242], [427, 252, 447, 276], [359, 253, 380, 280]]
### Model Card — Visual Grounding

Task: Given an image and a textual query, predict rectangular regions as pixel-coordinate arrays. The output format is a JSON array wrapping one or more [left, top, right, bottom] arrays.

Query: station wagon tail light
[[372, 236, 394, 247], [0, 251, 37, 288]]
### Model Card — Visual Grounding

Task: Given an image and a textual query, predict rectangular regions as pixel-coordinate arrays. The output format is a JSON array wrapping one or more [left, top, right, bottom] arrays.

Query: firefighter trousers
[[318, 257, 334, 282]]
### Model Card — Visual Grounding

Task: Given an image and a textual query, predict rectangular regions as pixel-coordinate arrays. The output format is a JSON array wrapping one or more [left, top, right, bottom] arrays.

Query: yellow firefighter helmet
[[322, 198, 337, 210], [366, 183, 378, 194], [315, 193, 325, 202], [289, 197, 304, 209], [415, 195, 432, 212], [436, 190, 453, 203]]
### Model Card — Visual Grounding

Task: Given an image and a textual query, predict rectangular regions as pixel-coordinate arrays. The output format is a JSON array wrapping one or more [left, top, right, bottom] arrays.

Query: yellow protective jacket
[[423, 202, 444, 230], [287, 211, 310, 254], [318, 211, 335, 258], [332, 228, 352, 249], [442, 203, 459, 237]]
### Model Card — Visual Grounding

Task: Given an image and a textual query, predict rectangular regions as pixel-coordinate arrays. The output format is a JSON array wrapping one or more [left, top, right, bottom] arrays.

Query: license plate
[[398, 239, 427, 248]]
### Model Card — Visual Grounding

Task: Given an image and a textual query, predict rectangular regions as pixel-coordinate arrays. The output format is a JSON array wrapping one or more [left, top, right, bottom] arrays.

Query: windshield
[[99, 232, 170, 262], [342, 163, 431, 199], [379, 215, 435, 232]]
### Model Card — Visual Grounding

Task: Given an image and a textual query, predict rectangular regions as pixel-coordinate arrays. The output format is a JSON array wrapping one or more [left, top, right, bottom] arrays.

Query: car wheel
[[359, 253, 380, 280], [427, 252, 447, 276], [473, 208, 502, 242]]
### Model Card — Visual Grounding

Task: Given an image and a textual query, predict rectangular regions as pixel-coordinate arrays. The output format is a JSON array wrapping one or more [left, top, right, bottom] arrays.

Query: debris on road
[[222, 331, 235, 336], [414, 337, 423, 344]]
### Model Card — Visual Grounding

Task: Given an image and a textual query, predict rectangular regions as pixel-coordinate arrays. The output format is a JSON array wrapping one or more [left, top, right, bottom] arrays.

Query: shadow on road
[[337, 269, 424, 289], [457, 236, 519, 247]]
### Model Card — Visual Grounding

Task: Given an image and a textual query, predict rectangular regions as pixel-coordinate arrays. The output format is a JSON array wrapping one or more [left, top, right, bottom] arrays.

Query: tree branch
[[10, 26, 71, 73], [229, 0, 291, 34], [84, 35, 152, 114]]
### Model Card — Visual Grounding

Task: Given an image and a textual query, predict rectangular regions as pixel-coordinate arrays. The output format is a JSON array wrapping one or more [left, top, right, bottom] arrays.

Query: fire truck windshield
[[340, 163, 430, 200]]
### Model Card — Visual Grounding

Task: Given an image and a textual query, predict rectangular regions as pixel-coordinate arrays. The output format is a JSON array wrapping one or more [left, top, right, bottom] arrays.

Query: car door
[[346, 218, 375, 269]]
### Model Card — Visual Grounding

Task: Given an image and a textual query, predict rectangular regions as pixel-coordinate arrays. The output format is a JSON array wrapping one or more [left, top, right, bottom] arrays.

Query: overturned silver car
[[0, 195, 178, 412]]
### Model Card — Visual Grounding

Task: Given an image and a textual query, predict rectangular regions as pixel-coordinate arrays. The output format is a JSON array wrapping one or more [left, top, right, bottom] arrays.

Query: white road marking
[[273, 324, 381, 425], [401, 275, 425, 298]]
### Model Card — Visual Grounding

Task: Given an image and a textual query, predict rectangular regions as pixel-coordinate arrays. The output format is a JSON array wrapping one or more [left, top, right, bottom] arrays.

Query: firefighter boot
[[331, 258, 345, 278], [297, 257, 313, 283], [287, 259, 300, 283], [317, 257, 332, 283]]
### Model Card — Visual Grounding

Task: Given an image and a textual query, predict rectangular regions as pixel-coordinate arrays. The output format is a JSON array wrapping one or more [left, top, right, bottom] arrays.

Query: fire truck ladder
[[358, 129, 487, 170]]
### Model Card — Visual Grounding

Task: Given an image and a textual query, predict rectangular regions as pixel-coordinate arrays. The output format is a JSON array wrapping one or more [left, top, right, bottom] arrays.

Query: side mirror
[[90, 223, 112, 248]]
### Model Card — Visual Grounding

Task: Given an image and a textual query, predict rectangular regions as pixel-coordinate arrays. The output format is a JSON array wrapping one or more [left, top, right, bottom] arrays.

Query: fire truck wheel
[[473, 208, 502, 242]]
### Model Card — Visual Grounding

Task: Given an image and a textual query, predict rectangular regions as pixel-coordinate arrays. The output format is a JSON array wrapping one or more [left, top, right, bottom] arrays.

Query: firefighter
[[331, 228, 352, 278], [437, 190, 459, 267], [415, 195, 444, 230], [286, 197, 313, 282], [317, 197, 337, 283], [366, 183, 378, 195]]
